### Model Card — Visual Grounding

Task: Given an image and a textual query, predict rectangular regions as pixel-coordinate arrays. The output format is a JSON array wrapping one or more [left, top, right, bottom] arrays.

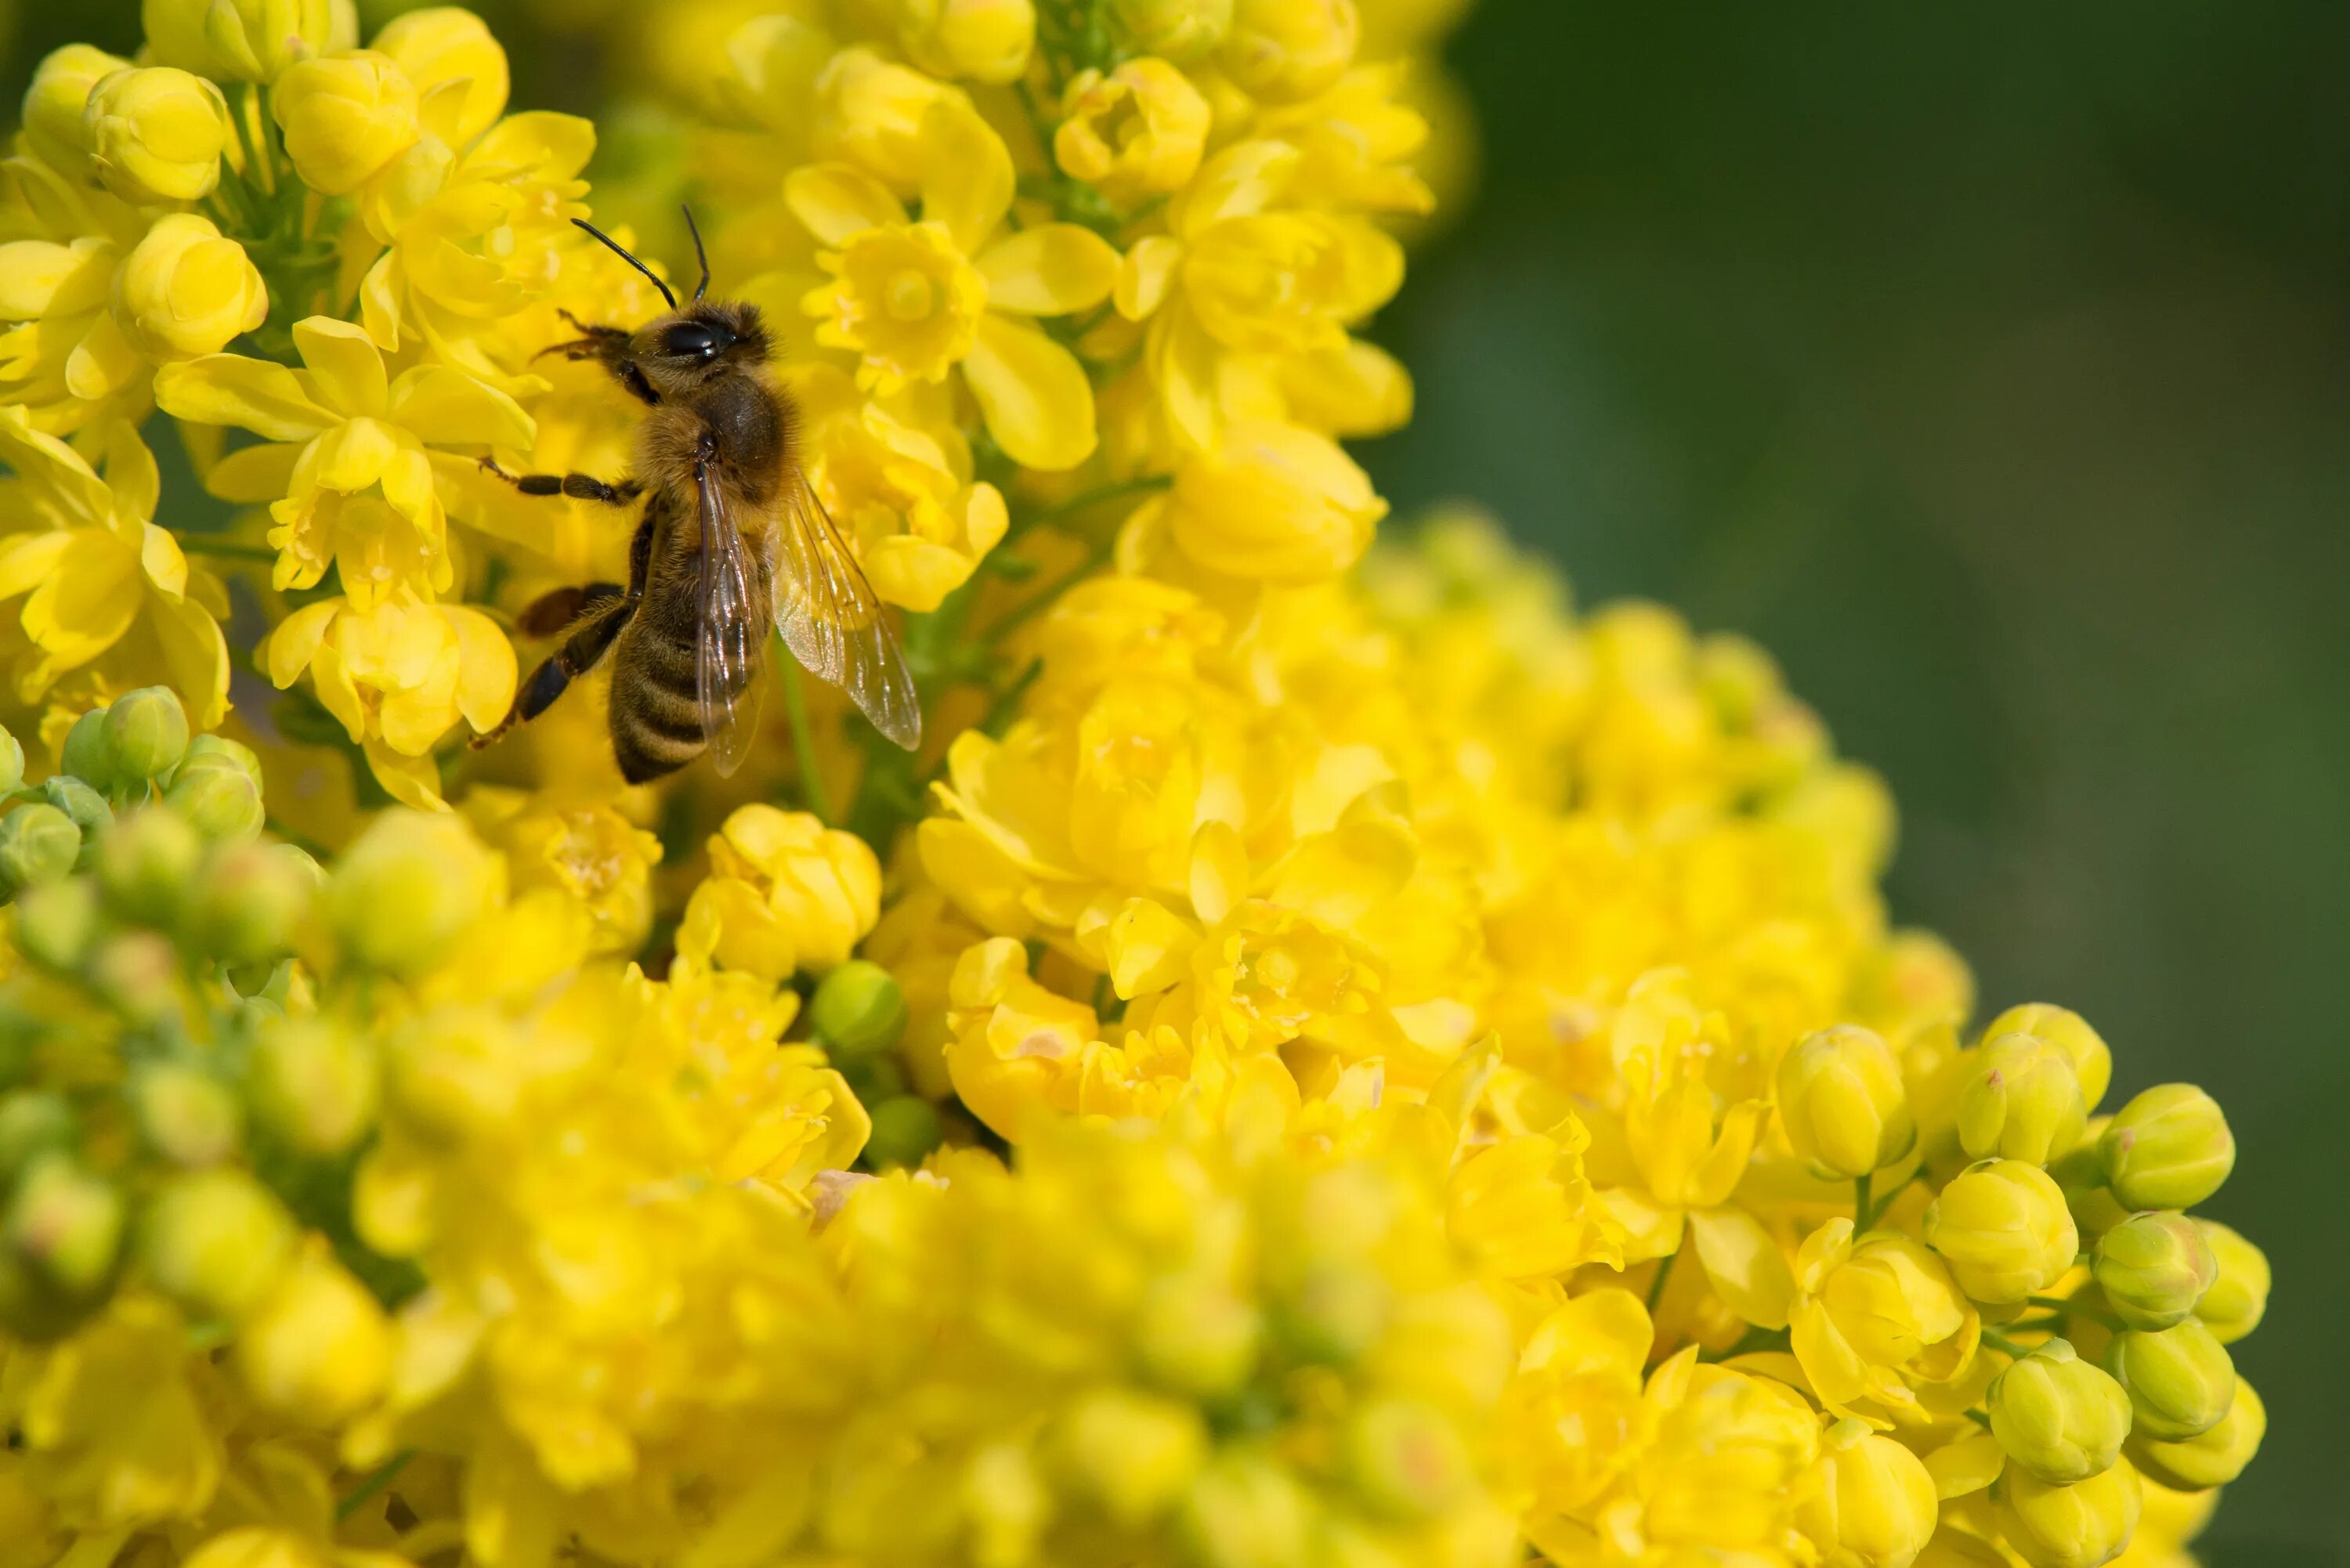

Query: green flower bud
[[16, 879, 100, 970], [1923, 1158, 2080, 1304], [0, 1092, 78, 1183], [1276, 1259, 1388, 1364], [86, 931, 181, 1024], [1178, 1452, 1313, 1568], [811, 959, 909, 1062], [173, 733, 263, 783], [0, 723, 24, 795], [1345, 1396, 1473, 1521], [2106, 1320, 2234, 1440], [862, 1094, 940, 1170], [2126, 1375, 2264, 1492], [1916, 1526, 2016, 1566], [2092, 1212, 2215, 1331], [1981, 1003, 2112, 1113], [2191, 1220, 2269, 1343], [1137, 1277, 1260, 1398], [248, 1017, 378, 1158], [1113, 0, 1232, 60], [39, 775, 112, 869], [180, 842, 316, 965], [96, 806, 204, 926], [1775, 1022, 1915, 1179], [131, 1064, 241, 1168], [841, 1052, 906, 1105], [58, 708, 118, 793], [1987, 1339, 2132, 1486], [6, 1151, 125, 1300], [103, 688, 190, 786], [327, 810, 497, 976], [1957, 1033, 2087, 1166], [2099, 1085, 2233, 1212], [0, 804, 85, 900], [164, 755, 265, 845], [139, 1167, 297, 1321], [1993, 1463, 2141, 1568], [1054, 1387, 1208, 1527]]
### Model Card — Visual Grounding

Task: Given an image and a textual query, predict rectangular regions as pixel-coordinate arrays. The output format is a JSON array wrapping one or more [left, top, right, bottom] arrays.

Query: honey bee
[[475, 209, 919, 782]]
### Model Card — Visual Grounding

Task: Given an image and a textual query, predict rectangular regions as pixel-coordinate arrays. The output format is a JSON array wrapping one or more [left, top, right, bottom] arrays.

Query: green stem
[[1979, 1329, 2034, 1360], [1964, 1407, 1994, 1430], [177, 537, 279, 563], [1644, 1245, 1678, 1313], [1016, 474, 1170, 536], [2026, 1294, 2126, 1331], [334, 1449, 414, 1523], [1853, 1172, 1874, 1230], [780, 656, 835, 827]]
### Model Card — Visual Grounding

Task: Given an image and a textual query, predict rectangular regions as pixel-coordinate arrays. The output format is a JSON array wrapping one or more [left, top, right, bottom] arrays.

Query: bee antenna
[[682, 204, 710, 302], [571, 217, 676, 311]]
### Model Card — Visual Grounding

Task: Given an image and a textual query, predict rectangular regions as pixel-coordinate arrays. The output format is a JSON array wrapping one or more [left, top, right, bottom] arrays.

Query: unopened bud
[[2046, 1129, 2131, 1241], [1923, 1158, 2079, 1304], [1798, 1420, 1940, 1568], [249, 1016, 378, 1158], [20, 44, 128, 172], [1344, 1396, 1473, 1521], [140, 1166, 297, 1321], [862, 1094, 940, 1171], [2093, 1212, 2215, 1331], [1776, 1023, 1914, 1179], [235, 1245, 392, 1425], [131, 1063, 241, 1167], [180, 841, 316, 965], [812, 959, 909, 1061], [97, 807, 203, 926], [0, 1093, 77, 1183], [2191, 1220, 2269, 1344], [0, 804, 83, 900], [87, 930, 181, 1024], [1993, 1463, 2142, 1568], [83, 66, 232, 204], [103, 688, 190, 786], [1137, 1276, 1260, 1398], [271, 50, 421, 195], [2100, 1085, 2233, 1212], [1221, 0, 1357, 102], [1957, 1033, 2086, 1166], [1178, 1453, 1313, 1568], [1988, 1339, 2133, 1486], [2127, 1375, 2264, 1492], [1112, 0, 1232, 58], [1054, 1387, 1208, 1526], [0, 724, 23, 796], [143, 0, 355, 84], [327, 809, 497, 976], [175, 733, 263, 781], [16, 879, 100, 970], [1981, 1003, 2112, 1113], [6, 1152, 124, 1300], [1276, 1258, 1388, 1364], [2107, 1320, 2234, 1441], [164, 755, 264, 845], [40, 775, 112, 868], [59, 709, 116, 793]]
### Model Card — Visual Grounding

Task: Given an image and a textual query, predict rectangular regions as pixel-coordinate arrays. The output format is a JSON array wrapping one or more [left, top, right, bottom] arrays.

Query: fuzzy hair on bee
[[474, 209, 920, 783]]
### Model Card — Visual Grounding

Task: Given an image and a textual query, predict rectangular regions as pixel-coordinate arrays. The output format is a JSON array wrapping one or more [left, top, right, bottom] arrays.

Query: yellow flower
[[1115, 0, 1235, 60], [1924, 1158, 2080, 1305], [1224, 0, 1361, 103], [374, 6, 512, 148], [0, 162, 150, 435], [18, 44, 128, 175], [1611, 1349, 1822, 1553], [1256, 63, 1437, 215], [1797, 1419, 1940, 1568], [263, 590, 516, 808], [890, 0, 1036, 84], [810, 45, 964, 193], [272, 50, 424, 196], [678, 804, 884, 981], [142, 0, 354, 85], [1503, 1290, 1652, 1526], [0, 413, 230, 724], [468, 788, 663, 956], [1790, 1217, 1982, 1428], [1057, 59, 1214, 205], [157, 315, 535, 605], [788, 97, 1120, 469], [235, 1242, 394, 1427], [1777, 1023, 1914, 1180], [82, 66, 234, 204], [110, 213, 269, 361], [1137, 419, 1389, 582]]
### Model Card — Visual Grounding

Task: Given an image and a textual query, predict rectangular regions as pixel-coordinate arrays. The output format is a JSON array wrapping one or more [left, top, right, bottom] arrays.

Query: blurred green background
[[3, 2, 2341, 1560], [1365, 3, 2348, 1561]]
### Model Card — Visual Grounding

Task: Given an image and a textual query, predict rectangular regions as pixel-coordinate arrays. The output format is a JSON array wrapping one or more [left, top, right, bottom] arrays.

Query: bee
[[475, 208, 919, 782]]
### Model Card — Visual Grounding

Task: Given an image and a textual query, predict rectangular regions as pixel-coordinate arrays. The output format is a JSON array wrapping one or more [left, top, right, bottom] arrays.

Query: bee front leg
[[472, 513, 657, 752], [479, 457, 643, 507]]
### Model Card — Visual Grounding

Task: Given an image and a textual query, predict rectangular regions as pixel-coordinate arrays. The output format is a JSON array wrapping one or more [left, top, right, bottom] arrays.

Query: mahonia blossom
[[0, 5, 2267, 1568]]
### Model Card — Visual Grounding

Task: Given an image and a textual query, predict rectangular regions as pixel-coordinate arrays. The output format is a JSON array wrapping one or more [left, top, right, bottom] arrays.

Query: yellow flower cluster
[[0, 4, 2271, 1568]]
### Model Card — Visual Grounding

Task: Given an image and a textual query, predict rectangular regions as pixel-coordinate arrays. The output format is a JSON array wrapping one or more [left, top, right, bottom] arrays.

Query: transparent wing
[[693, 455, 768, 779], [773, 474, 922, 750]]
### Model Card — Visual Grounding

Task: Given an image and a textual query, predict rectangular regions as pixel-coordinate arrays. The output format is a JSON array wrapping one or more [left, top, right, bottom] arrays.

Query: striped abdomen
[[606, 571, 758, 782]]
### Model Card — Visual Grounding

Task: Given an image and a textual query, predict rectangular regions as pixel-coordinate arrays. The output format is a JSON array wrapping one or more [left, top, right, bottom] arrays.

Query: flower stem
[[1016, 474, 1170, 536], [780, 656, 834, 827], [177, 537, 279, 563], [1979, 1328, 2034, 1360], [1645, 1245, 1678, 1313], [335, 1449, 414, 1523], [1854, 1172, 1874, 1230]]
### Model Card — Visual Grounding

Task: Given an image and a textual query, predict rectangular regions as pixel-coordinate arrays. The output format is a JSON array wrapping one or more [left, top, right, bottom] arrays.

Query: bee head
[[632, 299, 770, 394]]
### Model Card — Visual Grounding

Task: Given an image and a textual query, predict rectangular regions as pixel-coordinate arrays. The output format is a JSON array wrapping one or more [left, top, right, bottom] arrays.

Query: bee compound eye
[[663, 321, 724, 360]]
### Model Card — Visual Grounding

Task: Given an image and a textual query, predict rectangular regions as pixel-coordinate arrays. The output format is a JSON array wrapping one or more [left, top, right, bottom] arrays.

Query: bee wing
[[693, 454, 768, 779], [772, 473, 922, 750]]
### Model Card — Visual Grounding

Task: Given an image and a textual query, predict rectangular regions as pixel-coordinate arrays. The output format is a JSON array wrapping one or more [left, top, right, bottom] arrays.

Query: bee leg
[[479, 457, 643, 507], [471, 591, 639, 751]]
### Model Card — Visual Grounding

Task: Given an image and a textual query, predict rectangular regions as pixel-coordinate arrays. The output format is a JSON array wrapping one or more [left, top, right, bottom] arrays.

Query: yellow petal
[[1173, 140, 1302, 237], [916, 99, 1013, 256], [266, 599, 342, 687], [363, 738, 450, 811], [0, 531, 76, 603], [63, 309, 139, 401], [975, 225, 1120, 316], [147, 583, 230, 727], [443, 605, 517, 732], [313, 417, 398, 493], [783, 164, 906, 246], [292, 316, 389, 417], [205, 441, 302, 503], [99, 422, 159, 523], [1687, 1205, 1796, 1331], [1281, 338, 1413, 438], [155, 355, 338, 441], [139, 522, 189, 598], [360, 251, 402, 350], [387, 366, 535, 450], [962, 313, 1096, 471], [1115, 236, 1183, 321], [20, 530, 138, 666]]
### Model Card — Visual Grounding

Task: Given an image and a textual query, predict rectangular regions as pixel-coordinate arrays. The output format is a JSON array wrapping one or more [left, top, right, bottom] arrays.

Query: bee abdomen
[[609, 620, 705, 783]]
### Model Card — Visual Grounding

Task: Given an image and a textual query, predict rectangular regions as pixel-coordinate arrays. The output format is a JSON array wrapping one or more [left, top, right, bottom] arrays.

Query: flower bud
[[1222, 0, 1359, 102], [812, 959, 909, 1061], [42, 776, 113, 868], [1343, 1396, 1473, 1522], [1924, 1158, 2078, 1304], [892, 0, 1035, 85], [1916, 1528, 2014, 1567], [327, 809, 497, 976], [20, 45, 128, 173], [1113, 0, 1232, 58], [60, 708, 118, 793], [0, 1093, 78, 1184], [369, 7, 509, 146], [1981, 1003, 2112, 1112], [2190, 1220, 2268, 1343], [180, 841, 316, 965], [88, 930, 181, 1024], [235, 1245, 392, 1425], [83, 67, 233, 204], [2099, 1084, 2232, 1212], [164, 755, 265, 844], [1796, 1420, 1940, 1568], [1987, 1339, 2132, 1486], [1057, 60, 1212, 205], [249, 1016, 378, 1157], [143, 0, 353, 84], [272, 51, 421, 196], [1275, 1259, 1387, 1364], [1165, 423, 1386, 582], [1137, 1277, 1260, 1397], [175, 733, 264, 782], [862, 1095, 941, 1171], [2106, 1320, 2233, 1441], [15, 880, 100, 970], [1054, 1387, 1208, 1526], [1178, 1452, 1313, 1568], [131, 1063, 242, 1167], [140, 1167, 298, 1321], [1956, 1032, 2086, 1166], [1776, 1023, 1914, 1178], [0, 724, 24, 796], [0, 804, 84, 900], [97, 807, 204, 926], [112, 215, 269, 362], [104, 687, 192, 785], [1994, 1463, 2141, 1568], [6, 1152, 125, 1301], [2126, 1375, 2264, 1492], [2045, 1129, 2130, 1241], [2092, 1212, 2215, 1331]]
